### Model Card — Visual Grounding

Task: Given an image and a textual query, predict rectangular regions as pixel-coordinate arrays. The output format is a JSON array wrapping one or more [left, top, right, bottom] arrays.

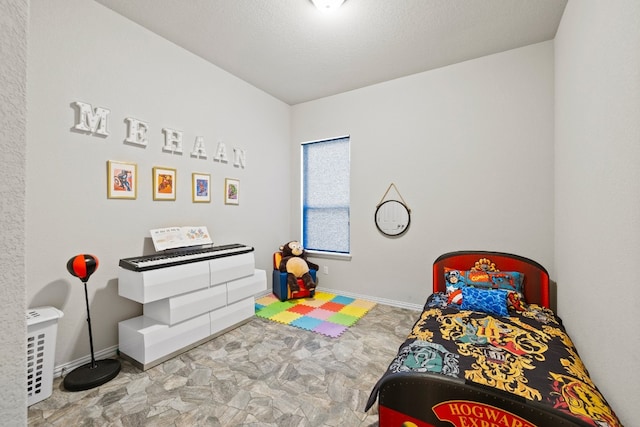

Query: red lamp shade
[[67, 254, 99, 282]]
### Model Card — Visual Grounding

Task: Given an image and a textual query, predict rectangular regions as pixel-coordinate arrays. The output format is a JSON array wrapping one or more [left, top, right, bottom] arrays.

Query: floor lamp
[[63, 254, 121, 391]]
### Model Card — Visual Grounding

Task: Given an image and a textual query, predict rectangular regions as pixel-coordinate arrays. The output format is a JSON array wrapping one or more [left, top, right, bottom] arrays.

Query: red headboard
[[432, 251, 550, 308]]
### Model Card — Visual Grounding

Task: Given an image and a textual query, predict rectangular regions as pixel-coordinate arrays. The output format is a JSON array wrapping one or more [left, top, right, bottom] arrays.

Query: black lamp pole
[[82, 280, 97, 369]]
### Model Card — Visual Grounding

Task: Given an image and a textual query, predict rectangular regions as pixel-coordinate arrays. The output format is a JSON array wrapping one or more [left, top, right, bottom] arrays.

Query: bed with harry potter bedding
[[365, 251, 622, 427]]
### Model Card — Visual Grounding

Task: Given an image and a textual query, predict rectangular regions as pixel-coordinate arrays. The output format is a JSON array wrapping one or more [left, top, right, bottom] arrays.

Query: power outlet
[[323, 266, 329, 275]]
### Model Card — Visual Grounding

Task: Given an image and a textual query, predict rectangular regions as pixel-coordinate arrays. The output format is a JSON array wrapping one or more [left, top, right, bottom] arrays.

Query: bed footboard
[[377, 373, 592, 427]]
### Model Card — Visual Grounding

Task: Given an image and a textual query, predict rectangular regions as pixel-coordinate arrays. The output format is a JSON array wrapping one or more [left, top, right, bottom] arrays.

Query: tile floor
[[28, 303, 418, 426]]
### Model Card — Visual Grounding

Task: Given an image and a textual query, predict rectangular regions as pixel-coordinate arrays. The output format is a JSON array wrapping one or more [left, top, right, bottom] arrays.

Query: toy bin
[[26, 307, 63, 406]]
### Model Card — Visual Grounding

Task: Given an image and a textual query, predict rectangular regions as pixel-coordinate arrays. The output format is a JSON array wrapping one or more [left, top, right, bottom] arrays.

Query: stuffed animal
[[279, 241, 319, 292]]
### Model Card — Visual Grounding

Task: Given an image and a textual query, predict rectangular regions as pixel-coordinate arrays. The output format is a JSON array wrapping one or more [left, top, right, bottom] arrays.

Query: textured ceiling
[[94, 0, 567, 105]]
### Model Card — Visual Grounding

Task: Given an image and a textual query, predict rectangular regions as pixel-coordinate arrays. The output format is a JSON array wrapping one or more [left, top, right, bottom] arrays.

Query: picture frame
[[153, 166, 177, 201], [192, 172, 211, 203], [224, 178, 240, 205], [107, 160, 137, 199]]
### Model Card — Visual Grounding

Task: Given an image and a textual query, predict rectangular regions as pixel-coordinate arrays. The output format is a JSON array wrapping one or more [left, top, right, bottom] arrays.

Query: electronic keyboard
[[119, 243, 254, 272]]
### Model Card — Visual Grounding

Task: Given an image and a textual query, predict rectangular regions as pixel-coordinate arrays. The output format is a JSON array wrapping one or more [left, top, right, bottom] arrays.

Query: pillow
[[460, 287, 509, 317], [466, 270, 524, 296], [447, 288, 463, 305], [444, 268, 467, 295], [507, 291, 526, 312], [466, 270, 526, 310]]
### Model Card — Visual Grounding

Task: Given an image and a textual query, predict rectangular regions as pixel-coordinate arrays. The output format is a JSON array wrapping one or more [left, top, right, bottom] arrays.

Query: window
[[302, 136, 350, 255]]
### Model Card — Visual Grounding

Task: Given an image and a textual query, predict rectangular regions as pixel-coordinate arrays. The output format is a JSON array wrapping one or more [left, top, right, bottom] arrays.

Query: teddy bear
[[279, 240, 319, 292]]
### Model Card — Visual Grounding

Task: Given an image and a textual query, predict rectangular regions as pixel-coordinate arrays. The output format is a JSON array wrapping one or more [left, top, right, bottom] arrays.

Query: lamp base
[[63, 358, 121, 391]]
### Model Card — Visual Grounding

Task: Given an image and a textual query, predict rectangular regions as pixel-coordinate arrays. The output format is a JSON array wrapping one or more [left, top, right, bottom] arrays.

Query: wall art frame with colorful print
[[224, 178, 239, 205], [107, 160, 137, 200], [153, 166, 176, 201], [192, 172, 211, 203]]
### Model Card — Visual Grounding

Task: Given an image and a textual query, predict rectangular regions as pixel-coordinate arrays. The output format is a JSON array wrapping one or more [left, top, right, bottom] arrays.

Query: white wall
[[292, 42, 555, 307], [0, 0, 29, 422], [555, 1, 640, 424], [26, 0, 291, 366]]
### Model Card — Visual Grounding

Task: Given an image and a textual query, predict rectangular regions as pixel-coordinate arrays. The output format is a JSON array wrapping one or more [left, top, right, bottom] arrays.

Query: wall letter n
[[233, 147, 246, 168], [72, 101, 110, 136]]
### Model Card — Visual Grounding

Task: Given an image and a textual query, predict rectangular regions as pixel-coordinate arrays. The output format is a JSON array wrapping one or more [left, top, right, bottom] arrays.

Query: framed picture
[[153, 166, 176, 201], [224, 178, 240, 205], [192, 173, 211, 203], [107, 160, 137, 199]]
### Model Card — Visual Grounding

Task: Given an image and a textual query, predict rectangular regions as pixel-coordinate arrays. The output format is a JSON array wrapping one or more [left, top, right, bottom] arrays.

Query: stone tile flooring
[[28, 303, 418, 426]]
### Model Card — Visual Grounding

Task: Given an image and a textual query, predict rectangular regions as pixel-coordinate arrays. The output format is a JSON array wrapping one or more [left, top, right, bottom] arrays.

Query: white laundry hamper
[[26, 306, 64, 406]]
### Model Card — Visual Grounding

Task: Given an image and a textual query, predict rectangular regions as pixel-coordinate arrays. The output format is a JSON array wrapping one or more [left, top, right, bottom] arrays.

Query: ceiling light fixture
[[311, 0, 345, 12]]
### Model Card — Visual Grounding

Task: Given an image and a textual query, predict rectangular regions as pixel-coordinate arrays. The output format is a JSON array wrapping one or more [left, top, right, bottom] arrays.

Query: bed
[[365, 251, 622, 427]]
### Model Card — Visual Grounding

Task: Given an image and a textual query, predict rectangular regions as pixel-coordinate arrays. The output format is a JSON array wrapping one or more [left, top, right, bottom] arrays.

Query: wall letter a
[[191, 136, 207, 158], [213, 142, 228, 162]]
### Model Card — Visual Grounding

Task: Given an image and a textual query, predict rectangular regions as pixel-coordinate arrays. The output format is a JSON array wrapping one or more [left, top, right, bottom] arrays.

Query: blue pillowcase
[[460, 287, 509, 317]]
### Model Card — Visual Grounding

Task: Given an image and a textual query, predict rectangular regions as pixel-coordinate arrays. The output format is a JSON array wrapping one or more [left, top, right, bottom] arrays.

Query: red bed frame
[[373, 251, 603, 427]]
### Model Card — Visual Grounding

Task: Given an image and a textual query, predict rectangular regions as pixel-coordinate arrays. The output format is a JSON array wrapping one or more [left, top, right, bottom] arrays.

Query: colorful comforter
[[366, 293, 621, 427]]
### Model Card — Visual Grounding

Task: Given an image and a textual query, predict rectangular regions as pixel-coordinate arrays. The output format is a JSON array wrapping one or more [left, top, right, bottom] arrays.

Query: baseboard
[[55, 344, 119, 378], [256, 287, 423, 311]]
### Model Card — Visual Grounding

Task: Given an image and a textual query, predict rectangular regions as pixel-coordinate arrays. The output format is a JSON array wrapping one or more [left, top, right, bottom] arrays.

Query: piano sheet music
[[150, 226, 212, 252]]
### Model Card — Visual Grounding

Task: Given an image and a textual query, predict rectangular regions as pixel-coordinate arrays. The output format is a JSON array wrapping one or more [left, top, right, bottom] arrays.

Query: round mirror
[[375, 200, 411, 237]]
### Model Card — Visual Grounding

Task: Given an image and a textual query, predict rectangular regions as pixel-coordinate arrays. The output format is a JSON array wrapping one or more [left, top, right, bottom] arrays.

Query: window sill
[[306, 250, 352, 261]]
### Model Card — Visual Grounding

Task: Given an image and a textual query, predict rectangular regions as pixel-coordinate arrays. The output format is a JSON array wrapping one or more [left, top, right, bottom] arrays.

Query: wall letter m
[[72, 101, 110, 136]]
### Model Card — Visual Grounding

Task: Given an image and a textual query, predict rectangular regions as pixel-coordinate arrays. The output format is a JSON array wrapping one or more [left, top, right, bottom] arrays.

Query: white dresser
[[118, 251, 266, 370]]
